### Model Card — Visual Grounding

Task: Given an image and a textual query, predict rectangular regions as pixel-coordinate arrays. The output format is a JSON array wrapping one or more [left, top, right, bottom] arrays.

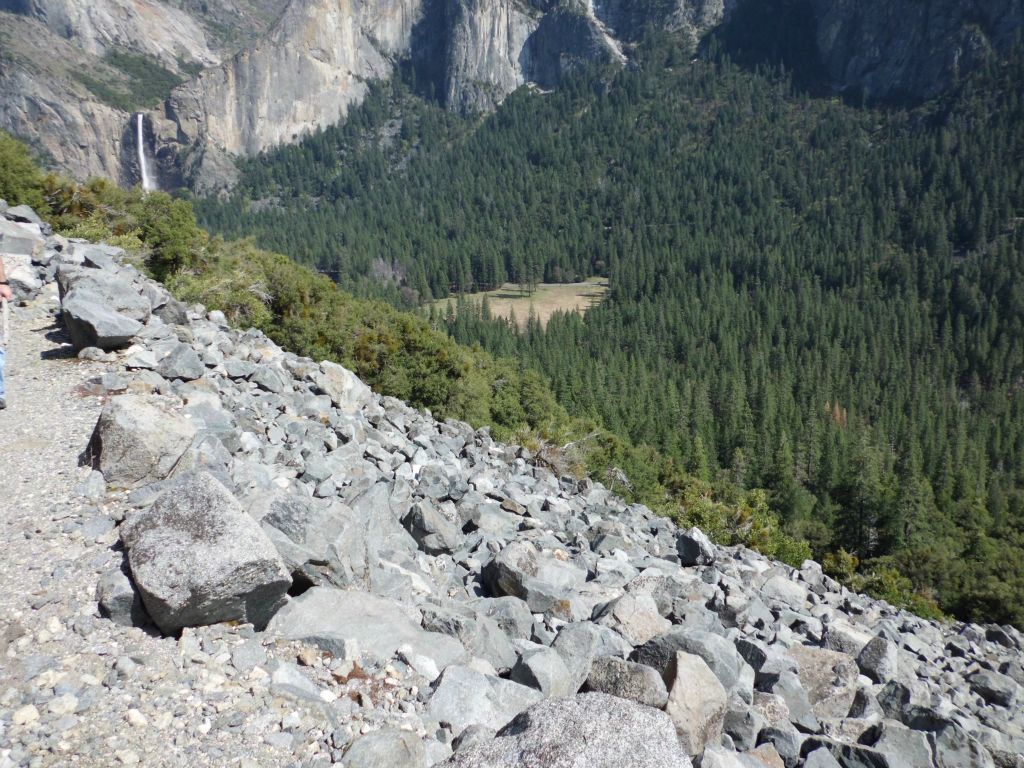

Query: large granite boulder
[[664, 651, 728, 756], [267, 586, 466, 670], [82, 395, 196, 489], [441, 693, 692, 768], [120, 471, 291, 634]]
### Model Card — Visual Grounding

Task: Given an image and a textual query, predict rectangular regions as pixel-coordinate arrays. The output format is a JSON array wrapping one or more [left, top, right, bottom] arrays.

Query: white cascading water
[[136, 113, 155, 192]]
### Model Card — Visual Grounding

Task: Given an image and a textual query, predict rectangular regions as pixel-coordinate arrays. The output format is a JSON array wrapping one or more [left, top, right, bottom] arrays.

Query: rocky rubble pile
[[2, 206, 1023, 768]]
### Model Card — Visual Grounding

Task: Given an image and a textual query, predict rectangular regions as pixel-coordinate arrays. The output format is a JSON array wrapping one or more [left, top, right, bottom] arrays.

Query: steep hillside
[[197, 36, 1024, 627], [2, 200, 1023, 768]]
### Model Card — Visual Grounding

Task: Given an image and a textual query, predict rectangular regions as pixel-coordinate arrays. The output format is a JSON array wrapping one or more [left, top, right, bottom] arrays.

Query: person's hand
[[0, 285, 12, 301]]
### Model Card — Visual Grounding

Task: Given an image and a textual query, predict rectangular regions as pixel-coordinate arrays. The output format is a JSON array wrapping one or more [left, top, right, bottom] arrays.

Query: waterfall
[[136, 113, 155, 192]]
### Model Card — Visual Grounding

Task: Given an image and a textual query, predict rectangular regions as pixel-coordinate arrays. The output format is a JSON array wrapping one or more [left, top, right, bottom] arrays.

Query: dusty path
[[0, 289, 105, 627], [0, 293, 304, 768]]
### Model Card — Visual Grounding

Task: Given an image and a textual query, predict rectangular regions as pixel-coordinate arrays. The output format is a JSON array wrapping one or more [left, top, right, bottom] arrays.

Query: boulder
[[421, 602, 518, 673], [822, 619, 873, 656], [510, 645, 574, 697], [267, 586, 465, 670], [552, 621, 634, 694], [402, 501, 464, 555], [344, 728, 427, 768], [0, 217, 44, 258], [427, 665, 544, 737], [865, 720, 933, 768], [62, 291, 143, 351], [82, 395, 195, 489], [677, 527, 715, 566], [633, 628, 745, 694], [968, 669, 1019, 707], [313, 360, 372, 412], [58, 266, 152, 322], [483, 541, 587, 612], [594, 593, 671, 646], [664, 651, 728, 756], [251, 492, 368, 588], [584, 655, 669, 709], [119, 471, 291, 634], [155, 343, 205, 381], [440, 693, 693, 768], [785, 645, 857, 721], [856, 636, 899, 684], [760, 575, 810, 609], [764, 671, 819, 733]]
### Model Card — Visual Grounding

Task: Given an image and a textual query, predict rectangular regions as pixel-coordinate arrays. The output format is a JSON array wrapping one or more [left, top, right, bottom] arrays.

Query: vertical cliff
[[810, 0, 1024, 101]]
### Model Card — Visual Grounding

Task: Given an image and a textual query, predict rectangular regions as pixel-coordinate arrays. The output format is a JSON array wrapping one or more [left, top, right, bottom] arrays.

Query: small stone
[[47, 694, 79, 716], [126, 708, 149, 727], [12, 704, 40, 725]]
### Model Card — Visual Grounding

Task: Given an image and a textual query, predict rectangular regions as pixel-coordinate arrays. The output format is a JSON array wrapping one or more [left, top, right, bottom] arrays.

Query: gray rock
[[62, 291, 143, 351], [584, 655, 669, 709], [865, 719, 933, 768], [156, 343, 205, 381], [230, 639, 267, 672], [402, 501, 464, 555], [822, 619, 873, 656], [676, 527, 715, 566], [483, 541, 587, 612], [344, 728, 427, 768], [251, 364, 290, 393], [723, 697, 764, 752], [803, 748, 842, 768], [82, 395, 196, 489], [440, 693, 692, 767], [312, 360, 372, 413], [5, 204, 45, 227], [268, 660, 324, 702], [593, 593, 671, 646], [96, 567, 148, 627], [801, 738, 889, 768], [632, 628, 745, 694], [765, 670, 820, 733], [968, 669, 1019, 707], [119, 471, 291, 634], [552, 621, 634, 694], [427, 664, 544, 737], [472, 596, 534, 641], [759, 724, 804, 768], [931, 721, 996, 768], [664, 651, 728, 756], [786, 645, 857, 722], [253, 492, 368, 589], [509, 645, 573, 697], [421, 602, 518, 673], [267, 586, 465, 670], [857, 636, 899, 684]]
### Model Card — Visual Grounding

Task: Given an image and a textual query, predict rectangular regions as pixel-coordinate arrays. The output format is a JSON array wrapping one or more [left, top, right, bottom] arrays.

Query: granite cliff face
[[810, 0, 1024, 101], [2, 0, 1023, 191], [154, 0, 421, 190]]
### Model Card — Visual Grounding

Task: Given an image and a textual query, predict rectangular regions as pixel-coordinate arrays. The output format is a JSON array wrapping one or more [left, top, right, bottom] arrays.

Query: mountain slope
[[196, 35, 1024, 626]]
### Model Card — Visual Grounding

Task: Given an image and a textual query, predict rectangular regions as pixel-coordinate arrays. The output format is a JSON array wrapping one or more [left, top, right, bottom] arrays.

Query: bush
[[0, 131, 47, 211]]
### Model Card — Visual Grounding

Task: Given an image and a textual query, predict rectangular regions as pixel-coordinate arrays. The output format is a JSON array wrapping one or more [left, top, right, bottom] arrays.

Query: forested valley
[[194, 34, 1024, 627]]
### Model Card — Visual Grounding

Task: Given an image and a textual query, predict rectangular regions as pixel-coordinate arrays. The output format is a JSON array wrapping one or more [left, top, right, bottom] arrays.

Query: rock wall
[[5, 0, 1022, 190], [156, 0, 422, 191], [0, 0, 219, 69], [6, 208, 1024, 766], [809, 0, 1024, 101]]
